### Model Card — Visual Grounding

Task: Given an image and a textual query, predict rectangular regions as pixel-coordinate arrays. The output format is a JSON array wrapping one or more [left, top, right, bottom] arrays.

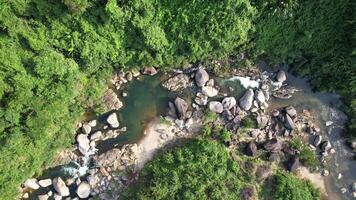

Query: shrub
[[119, 139, 245, 199]]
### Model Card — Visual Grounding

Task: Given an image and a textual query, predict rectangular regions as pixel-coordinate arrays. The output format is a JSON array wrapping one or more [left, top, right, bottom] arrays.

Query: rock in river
[[162, 74, 190, 92], [209, 101, 223, 113], [239, 89, 254, 111], [107, 112, 119, 128], [222, 97, 236, 110], [38, 179, 52, 188], [53, 177, 70, 197], [174, 97, 188, 119], [76, 181, 91, 198], [24, 178, 40, 190], [195, 69, 209, 87], [142, 67, 157, 76], [276, 70, 287, 82], [77, 134, 90, 155]]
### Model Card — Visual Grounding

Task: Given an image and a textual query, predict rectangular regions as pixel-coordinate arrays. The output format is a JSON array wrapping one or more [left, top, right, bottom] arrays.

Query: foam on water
[[228, 76, 260, 88]]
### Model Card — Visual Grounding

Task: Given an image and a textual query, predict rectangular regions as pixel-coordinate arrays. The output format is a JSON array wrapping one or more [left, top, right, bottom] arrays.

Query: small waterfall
[[62, 146, 98, 178]]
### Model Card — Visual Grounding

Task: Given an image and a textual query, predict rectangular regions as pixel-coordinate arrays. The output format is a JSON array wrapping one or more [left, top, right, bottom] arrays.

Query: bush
[[241, 116, 256, 129], [120, 139, 245, 199], [265, 171, 320, 200], [289, 139, 318, 169]]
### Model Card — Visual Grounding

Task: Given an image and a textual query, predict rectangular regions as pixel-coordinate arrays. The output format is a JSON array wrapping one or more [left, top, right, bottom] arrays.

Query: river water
[[32, 67, 355, 200]]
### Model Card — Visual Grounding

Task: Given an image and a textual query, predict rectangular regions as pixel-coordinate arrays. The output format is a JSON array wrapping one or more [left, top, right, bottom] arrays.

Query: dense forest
[[0, 0, 354, 199]]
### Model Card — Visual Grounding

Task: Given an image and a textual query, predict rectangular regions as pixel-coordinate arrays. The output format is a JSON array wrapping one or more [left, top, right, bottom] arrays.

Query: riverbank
[[19, 64, 356, 200]]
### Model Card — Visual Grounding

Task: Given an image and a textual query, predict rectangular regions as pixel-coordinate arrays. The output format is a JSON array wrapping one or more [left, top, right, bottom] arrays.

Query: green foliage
[[241, 115, 256, 129], [120, 139, 245, 200], [265, 171, 320, 200], [253, 0, 356, 138], [0, 1, 256, 198], [204, 111, 218, 124], [289, 139, 318, 169], [217, 128, 232, 143]]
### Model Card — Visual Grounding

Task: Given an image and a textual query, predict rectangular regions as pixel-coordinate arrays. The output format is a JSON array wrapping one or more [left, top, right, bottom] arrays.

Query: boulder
[[126, 72, 133, 81], [90, 131, 102, 141], [264, 139, 282, 152], [286, 106, 297, 117], [256, 165, 272, 181], [195, 69, 209, 87], [285, 114, 295, 130], [53, 177, 70, 197], [162, 74, 190, 92], [321, 141, 332, 152], [313, 135, 322, 147], [168, 101, 178, 118], [208, 101, 223, 113], [285, 157, 300, 172], [255, 90, 266, 103], [322, 169, 329, 176], [107, 113, 119, 128], [77, 134, 90, 155], [174, 97, 188, 119], [206, 79, 214, 87], [276, 70, 287, 82], [245, 142, 258, 157], [268, 152, 280, 162], [76, 181, 91, 198], [239, 89, 254, 111], [194, 92, 208, 106], [222, 97, 236, 110], [38, 179, 52, 188], [142, 67, 157, 76], [24, 178, 40, 190], [272, 109, 280, 117], [88, 120, 97, 127], [240, 187, 254, 200], [82, 124, 91, 134], [38, 194, 49, 200], [103, 89, 123, 110], [201, 86, 218, 97]]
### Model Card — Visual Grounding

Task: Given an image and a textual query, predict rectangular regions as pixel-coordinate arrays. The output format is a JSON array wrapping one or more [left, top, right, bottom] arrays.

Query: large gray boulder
[[208, 101, 223, 113], [77, 134, 90, 155], [76, 181, 91, 198], [276, 70, 287, 82], [195, 69, 209, 87], [222, 97, 236, 110], [53, 177, 70, 197], [174, 97, 188, 119], [239, 89, 254, 111]]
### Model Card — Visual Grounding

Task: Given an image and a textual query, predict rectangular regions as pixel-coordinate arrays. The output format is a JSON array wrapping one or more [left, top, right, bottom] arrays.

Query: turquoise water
[[97, 74, 173, 153]]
